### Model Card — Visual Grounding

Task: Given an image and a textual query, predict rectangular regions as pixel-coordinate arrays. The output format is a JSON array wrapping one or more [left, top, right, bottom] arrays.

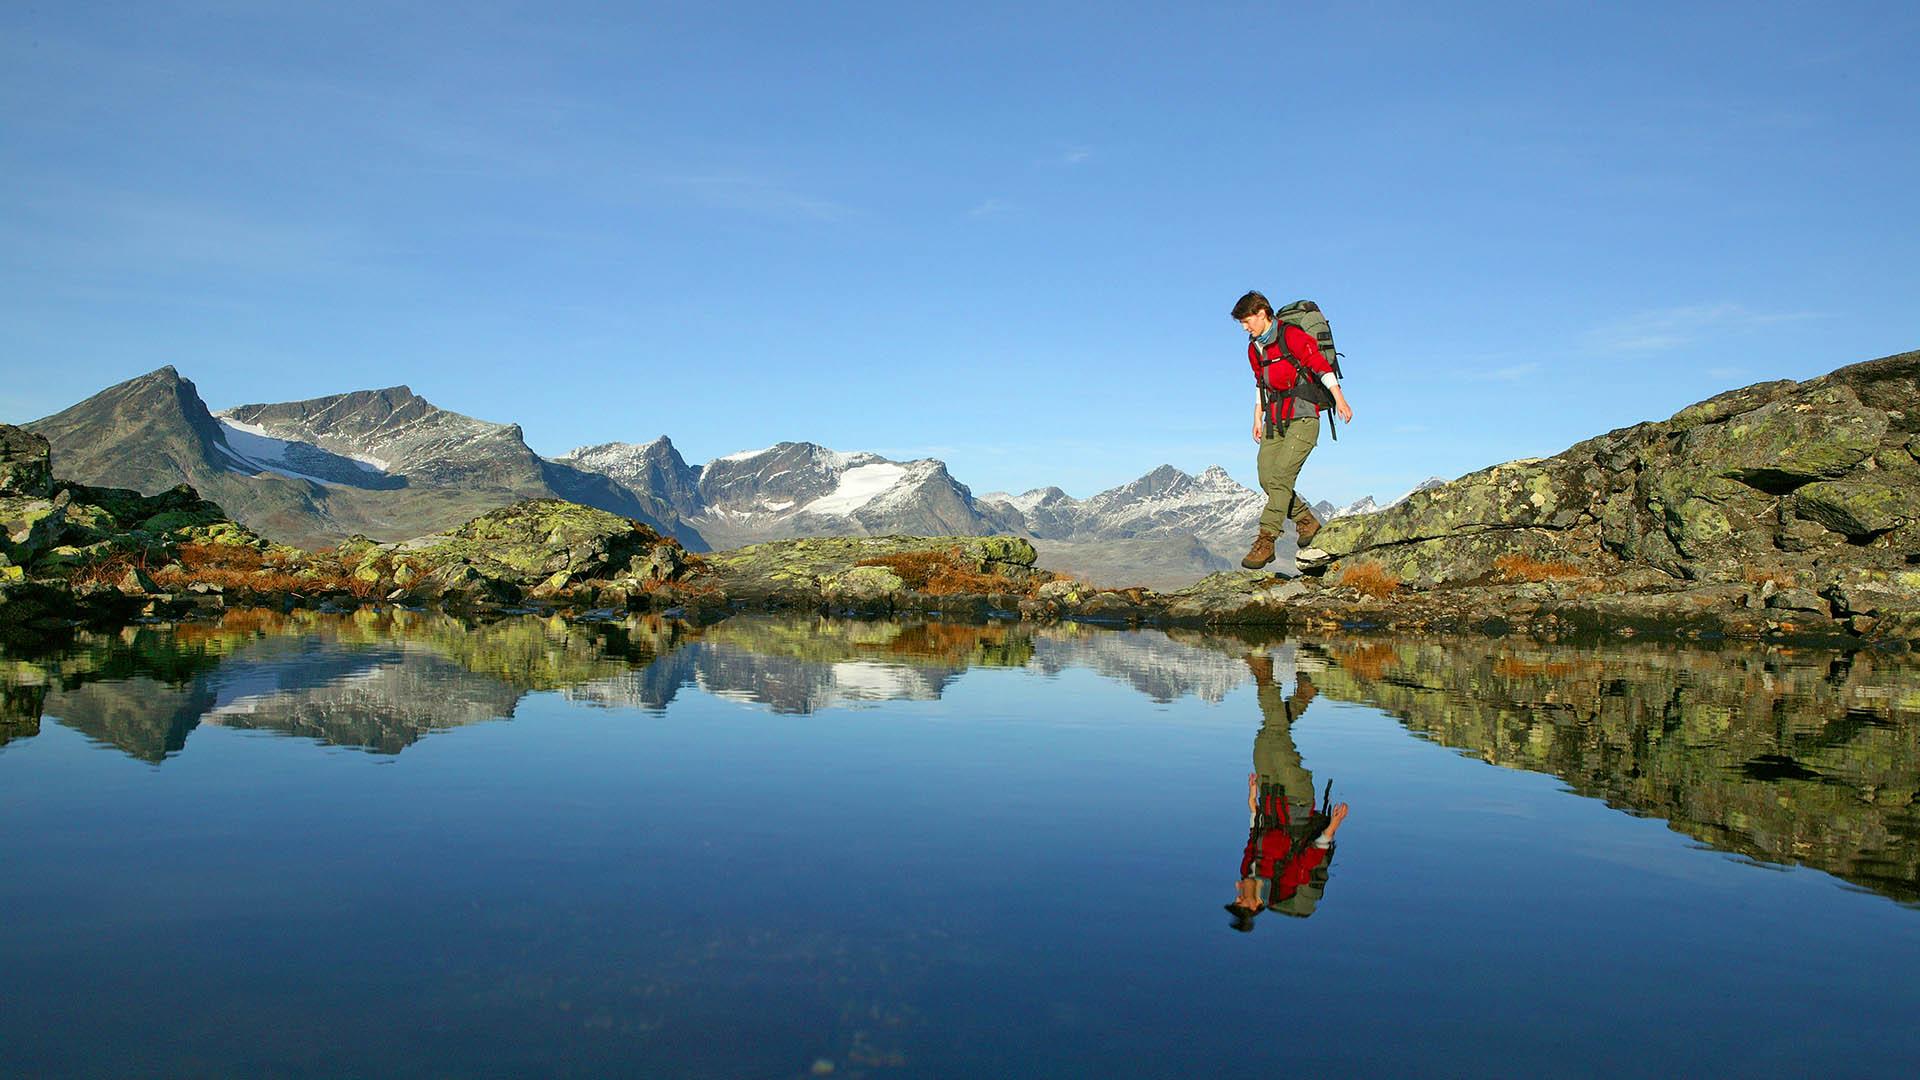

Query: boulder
[[0, 426, 52, 498], [1793, 477, 1913, 538], [401, 499, 667, 589], [823, 564, 906, 612], [1677, 384, 1885, 493]]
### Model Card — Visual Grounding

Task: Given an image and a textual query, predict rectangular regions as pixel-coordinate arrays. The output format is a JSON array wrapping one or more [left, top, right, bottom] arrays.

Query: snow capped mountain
[[220, 386, 537, 488], [560, 440, 997, 549], [1323, 476, 1450, 520], [556, 438, 702, 518], [977, 463, 1262, 547]]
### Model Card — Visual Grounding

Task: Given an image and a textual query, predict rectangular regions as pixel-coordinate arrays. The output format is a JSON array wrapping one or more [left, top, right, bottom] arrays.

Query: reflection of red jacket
[[1248, 324, 1335, 424], [1240, 794, 1329, 901], [1242, 830, 1328, 898]]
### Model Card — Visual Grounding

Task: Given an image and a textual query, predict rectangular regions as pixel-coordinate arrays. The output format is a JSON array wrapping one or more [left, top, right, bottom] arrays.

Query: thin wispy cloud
[[1059, 146, 1092, 165], [1585, 303, 1825, 356], [658, 174, 854, 222], [968, 198, 1012, 218]]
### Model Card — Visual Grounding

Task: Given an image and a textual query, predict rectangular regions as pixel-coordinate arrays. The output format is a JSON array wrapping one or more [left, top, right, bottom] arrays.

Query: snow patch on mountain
[[214, 418, 389, 485], [805, 463, 909, 516]]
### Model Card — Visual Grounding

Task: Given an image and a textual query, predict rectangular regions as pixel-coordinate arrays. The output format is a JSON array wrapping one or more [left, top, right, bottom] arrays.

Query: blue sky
[[4, 1, 1915, 504]]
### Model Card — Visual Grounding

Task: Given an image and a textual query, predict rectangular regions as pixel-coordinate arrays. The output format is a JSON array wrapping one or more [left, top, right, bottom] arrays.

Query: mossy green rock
[[1306, 351, 1918, 593], [0, 426, 54, 499], [1679, 384, 1885, 490], [1793, 477, 1915, 538], [823, 565, 906, 609], [402, 499, 667, 588], [1314, 458, 1589, 558], [704, 535, 1038, 605]]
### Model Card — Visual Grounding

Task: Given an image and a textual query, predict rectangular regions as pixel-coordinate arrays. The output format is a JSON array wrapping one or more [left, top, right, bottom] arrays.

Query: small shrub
[[856, 550, 1013, 596], [1336, 562, 1400, 599]]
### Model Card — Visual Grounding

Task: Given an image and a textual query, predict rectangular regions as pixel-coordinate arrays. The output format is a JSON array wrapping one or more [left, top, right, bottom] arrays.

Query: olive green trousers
[[1257, 415, 1320, 536]]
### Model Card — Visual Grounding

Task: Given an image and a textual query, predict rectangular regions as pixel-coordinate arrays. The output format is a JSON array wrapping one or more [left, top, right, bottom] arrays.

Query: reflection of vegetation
[[696, 616, 1037, 670], [1307, 638, 1920, 905]]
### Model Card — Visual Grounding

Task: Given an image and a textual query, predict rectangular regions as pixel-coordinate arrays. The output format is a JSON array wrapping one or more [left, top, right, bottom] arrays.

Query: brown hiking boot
[[1240, 530, 1278, 569], [1291, 503, 1323, 546]]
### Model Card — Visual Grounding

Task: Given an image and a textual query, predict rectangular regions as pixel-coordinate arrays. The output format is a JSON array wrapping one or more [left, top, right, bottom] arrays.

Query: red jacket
[[1248, 324, 1335, 424]]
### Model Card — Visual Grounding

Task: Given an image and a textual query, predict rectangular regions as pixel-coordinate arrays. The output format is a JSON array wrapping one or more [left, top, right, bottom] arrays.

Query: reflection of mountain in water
[[46, 677, 216, 763], [10, 611, 1919, 905], [1032, 625, 1265, 704], [6, 611, 683, 760], [201, 640, 523, 754], [1306, 638, 1920, 905]]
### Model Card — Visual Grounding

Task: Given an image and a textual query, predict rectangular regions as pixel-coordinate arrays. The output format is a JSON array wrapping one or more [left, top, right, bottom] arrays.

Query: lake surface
[[4, 610, 1919, 1077]]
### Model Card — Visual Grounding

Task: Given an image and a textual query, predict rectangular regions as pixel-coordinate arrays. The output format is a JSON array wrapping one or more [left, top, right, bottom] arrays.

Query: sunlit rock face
[[1309, 349, 1919, 590]]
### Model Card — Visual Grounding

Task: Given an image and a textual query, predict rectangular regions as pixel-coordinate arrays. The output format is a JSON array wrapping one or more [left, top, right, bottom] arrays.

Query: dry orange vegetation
[[855, 550, 1015, 595], [1742, 566, 1797, 589], [1491, 655, 1590, 679], [1492, 554, 1586, 582], [1335, 642, 1399, 680], [66, 550, 153, 591], [885, 621, 1008, 660], [1336, 562, 1400, 599], [146, 542, 370, 598]]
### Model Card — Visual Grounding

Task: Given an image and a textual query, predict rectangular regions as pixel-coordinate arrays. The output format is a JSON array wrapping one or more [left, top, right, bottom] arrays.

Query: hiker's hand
[[1247, 773, 1258, 812], [1251, 418, 1263, 443], [1335, 400, 1353, 424]]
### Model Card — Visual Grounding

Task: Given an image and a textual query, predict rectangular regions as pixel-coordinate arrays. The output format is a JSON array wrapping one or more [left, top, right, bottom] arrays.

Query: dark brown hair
[[1231, 291, 1272, 320]]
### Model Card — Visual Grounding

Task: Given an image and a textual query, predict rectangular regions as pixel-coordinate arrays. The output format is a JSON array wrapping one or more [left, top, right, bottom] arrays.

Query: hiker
[[1233, 291, 1354, 571], [1226, 651, 1350, 932]]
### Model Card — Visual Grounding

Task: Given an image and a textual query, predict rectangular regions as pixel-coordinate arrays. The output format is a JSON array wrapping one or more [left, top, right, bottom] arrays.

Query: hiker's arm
[[1313, 803, 1350, 848], [1252, 394, 1264, 443], [1328, 379, 1353, 424], [1284, 326, 1354, 423]]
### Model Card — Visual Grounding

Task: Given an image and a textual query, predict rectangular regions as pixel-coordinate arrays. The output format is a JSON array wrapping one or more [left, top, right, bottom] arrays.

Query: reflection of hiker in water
[[1226, 652, 1350, 932]]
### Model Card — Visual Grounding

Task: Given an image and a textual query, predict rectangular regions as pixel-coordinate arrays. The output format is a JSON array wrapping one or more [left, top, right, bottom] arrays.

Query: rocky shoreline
[[4, 349, 1917, 650]]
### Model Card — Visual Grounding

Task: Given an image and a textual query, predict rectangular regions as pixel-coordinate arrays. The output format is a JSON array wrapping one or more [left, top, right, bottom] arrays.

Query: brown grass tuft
[[1336, 562, 1400, 599], [149, 542, 356, 597], [1492, 554, 1586, 582], [1742, 566, 1795, 589], [856, 550, 1014, 595]]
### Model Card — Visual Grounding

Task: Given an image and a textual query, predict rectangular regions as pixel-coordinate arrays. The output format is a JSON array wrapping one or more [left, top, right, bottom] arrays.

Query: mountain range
[[22, 367, 1436, 586]]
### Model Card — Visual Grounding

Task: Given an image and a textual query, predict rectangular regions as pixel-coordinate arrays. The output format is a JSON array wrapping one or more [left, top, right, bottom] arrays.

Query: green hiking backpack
[[1274, 299, 1344, 438]]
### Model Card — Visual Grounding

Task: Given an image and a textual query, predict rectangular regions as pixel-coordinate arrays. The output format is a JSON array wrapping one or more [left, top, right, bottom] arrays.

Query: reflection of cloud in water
[[829, 660, 937, 703]]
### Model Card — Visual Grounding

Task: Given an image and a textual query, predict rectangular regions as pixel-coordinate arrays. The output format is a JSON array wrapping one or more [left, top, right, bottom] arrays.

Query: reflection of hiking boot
[[1291, 504, 1323, 546], [1292, 673, 1317, 706], [1245, 653, 1274, 687], [1241, 530, 1278, 569]]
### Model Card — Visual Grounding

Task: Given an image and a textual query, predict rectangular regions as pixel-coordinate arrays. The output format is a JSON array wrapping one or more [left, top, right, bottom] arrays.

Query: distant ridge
[[28, 369, 703, 551]]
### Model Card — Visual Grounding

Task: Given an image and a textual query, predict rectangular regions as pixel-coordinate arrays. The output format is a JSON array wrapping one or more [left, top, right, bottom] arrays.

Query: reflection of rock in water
[[45, 676, 216, 762], [204, 645, 524, 754], [1029, 626, 1255, 704], [0, 681, 45, 748], [1309, 638, 1920, 905], [564, 644, 699, 713]]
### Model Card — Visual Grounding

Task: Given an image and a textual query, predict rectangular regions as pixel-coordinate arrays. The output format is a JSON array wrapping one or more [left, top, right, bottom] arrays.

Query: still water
[[3, 610, 1919, 1077]]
